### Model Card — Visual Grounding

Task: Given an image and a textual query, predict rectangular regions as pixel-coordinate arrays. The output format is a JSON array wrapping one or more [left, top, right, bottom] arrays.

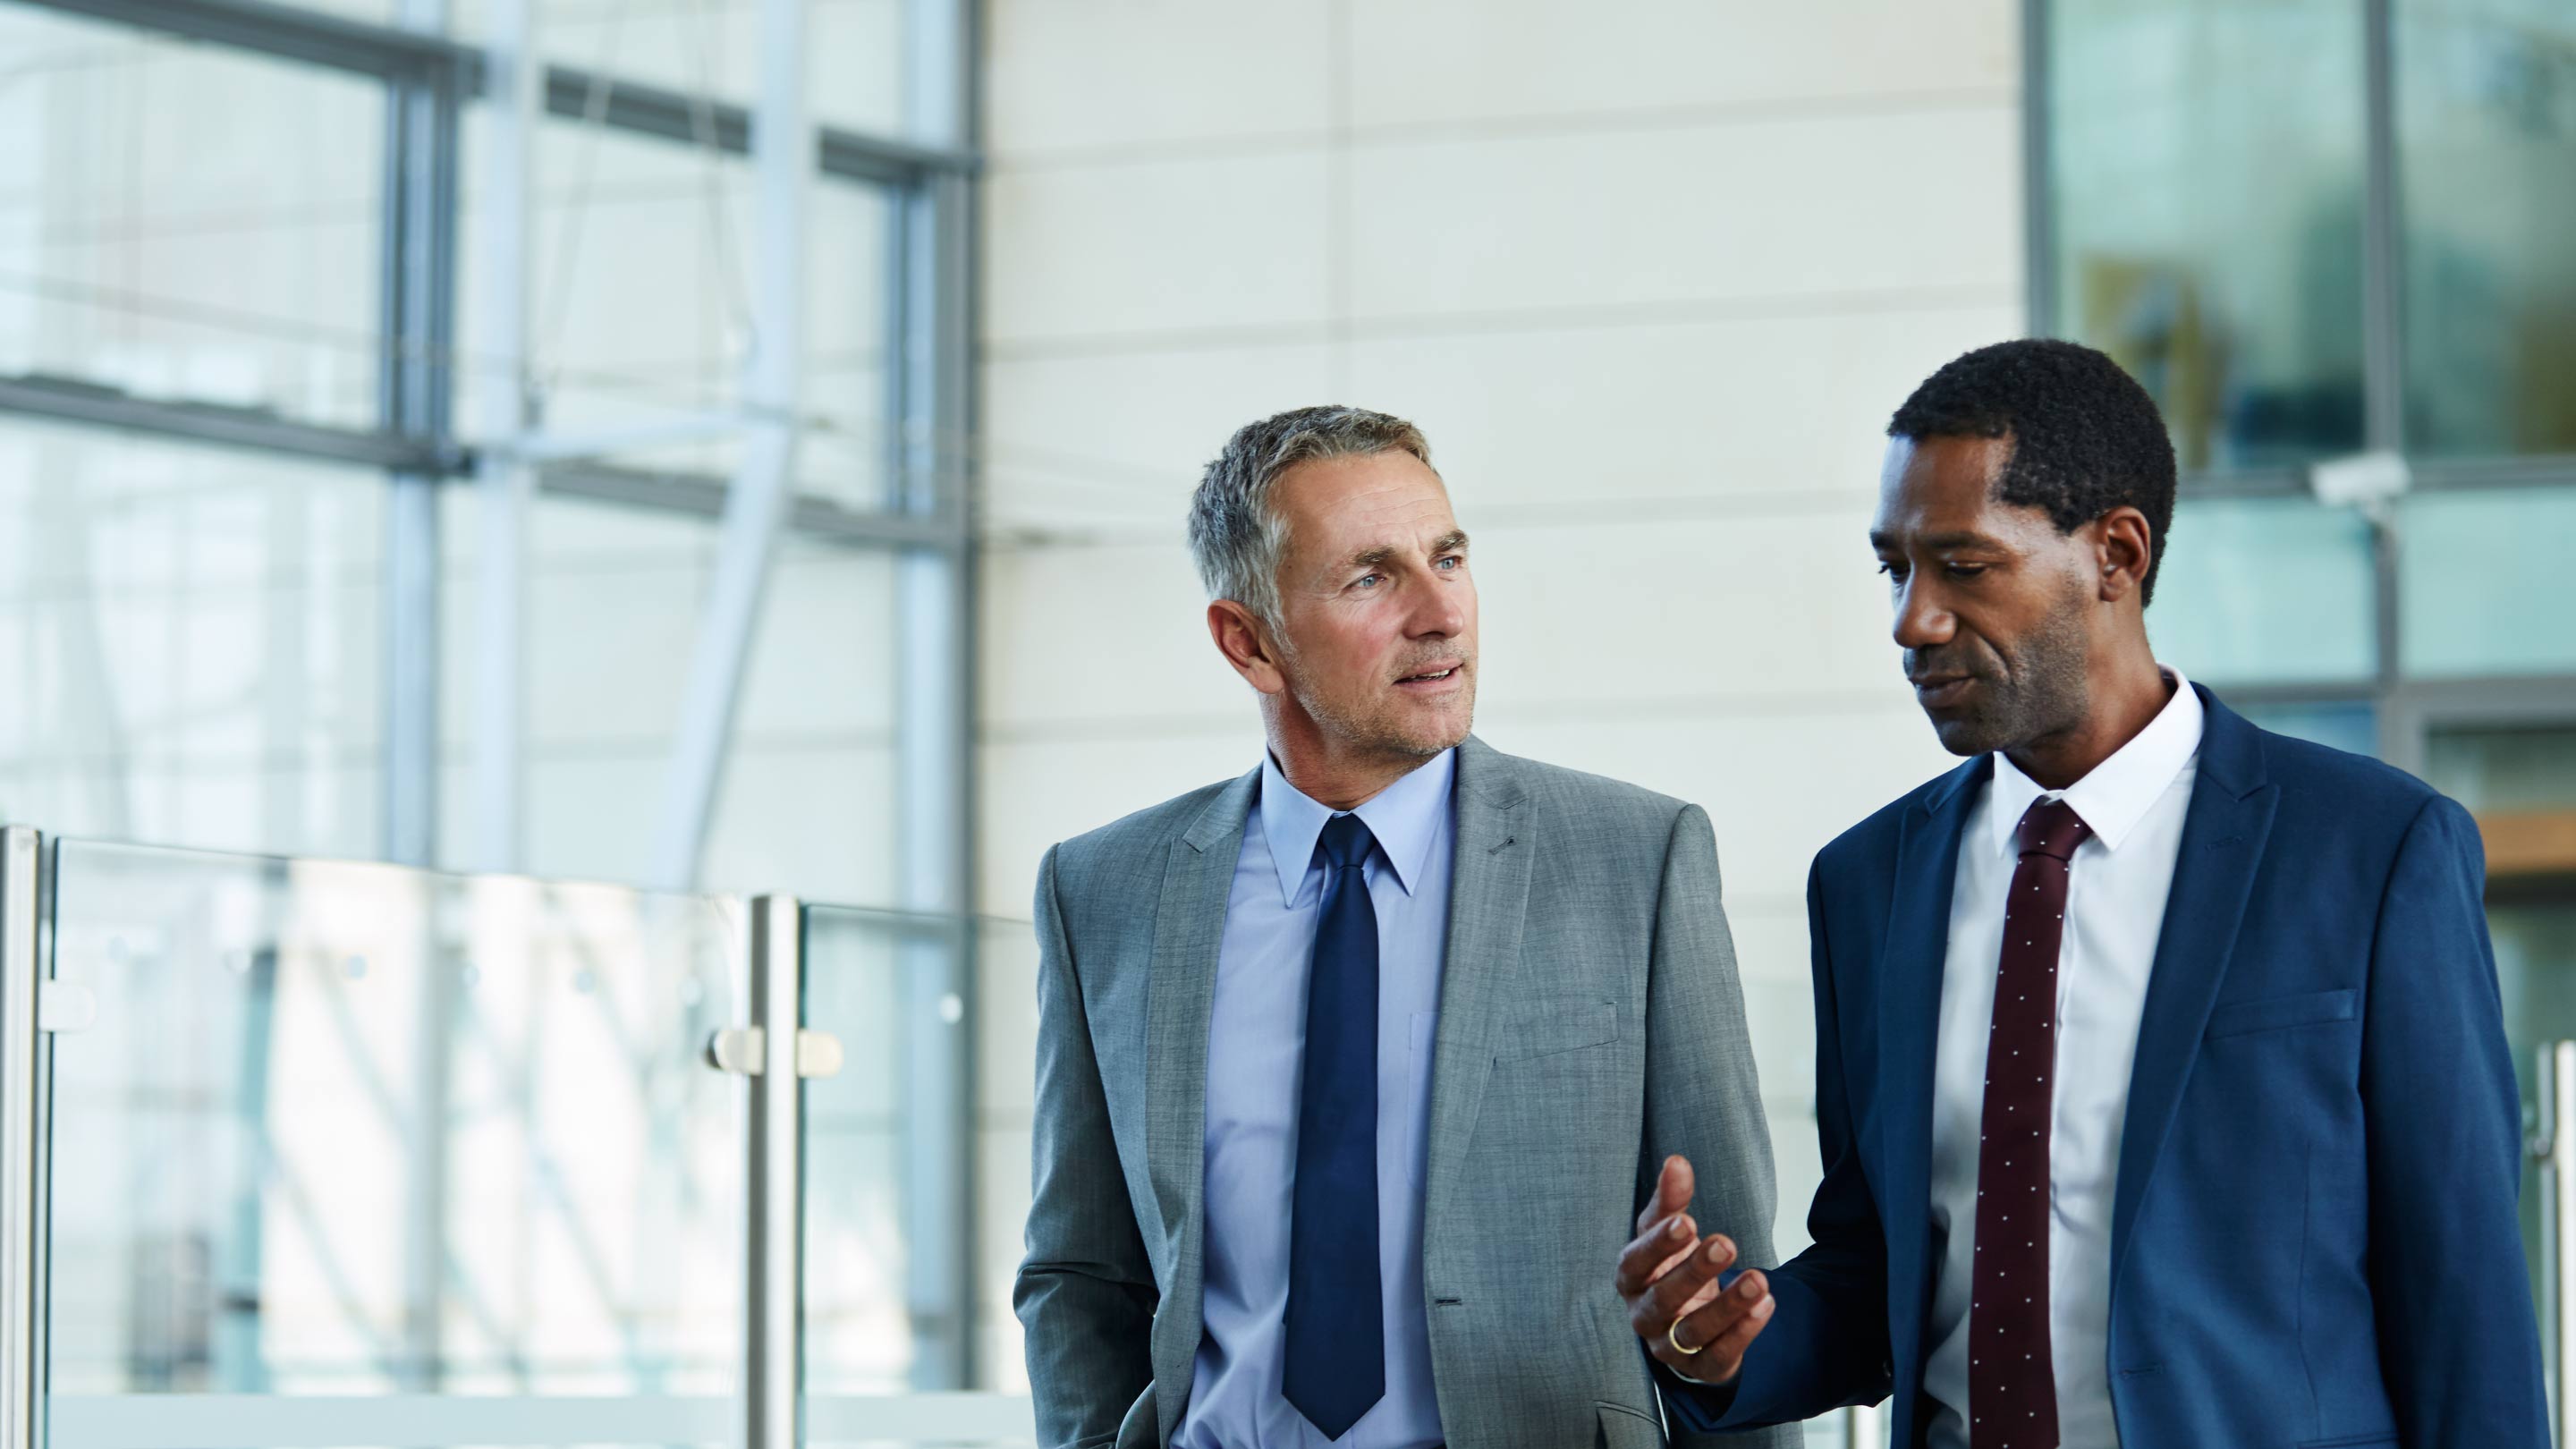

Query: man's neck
[[2004, 653, 2174, 792], [1262, 715, 1433, 810]]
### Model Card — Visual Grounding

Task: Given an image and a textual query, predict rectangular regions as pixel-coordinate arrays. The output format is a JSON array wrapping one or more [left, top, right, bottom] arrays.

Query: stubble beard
[[1281, 647, 1477, 767], [1932, 585, 2093, 758]]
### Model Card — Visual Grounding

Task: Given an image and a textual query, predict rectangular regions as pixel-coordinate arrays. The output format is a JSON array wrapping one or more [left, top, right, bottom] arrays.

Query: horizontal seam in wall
[[3, 728, 902, 774], [985, 85, 2019, 172], [975, 691, 1920, 744], [979, 283, 2022, 360], [980, 487, 1885, 547]]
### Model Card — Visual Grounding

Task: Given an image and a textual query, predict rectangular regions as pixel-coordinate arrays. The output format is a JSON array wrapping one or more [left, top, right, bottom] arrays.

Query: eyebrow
[[1869, 530, 2006, 552], [1341, 530, 1470, 572]]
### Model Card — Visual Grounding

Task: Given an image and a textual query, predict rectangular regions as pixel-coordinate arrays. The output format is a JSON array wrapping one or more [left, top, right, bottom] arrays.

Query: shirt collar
[[1987, 667, 2205, 856], [1258, 747, 1457, 906]]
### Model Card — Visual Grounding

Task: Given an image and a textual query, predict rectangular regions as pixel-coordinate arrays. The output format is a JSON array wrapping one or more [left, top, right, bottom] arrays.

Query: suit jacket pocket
[[2205, 987, 2359, 1040], [1499, 997, 1619, 1061], [1596, 1401, 1665, 1449]]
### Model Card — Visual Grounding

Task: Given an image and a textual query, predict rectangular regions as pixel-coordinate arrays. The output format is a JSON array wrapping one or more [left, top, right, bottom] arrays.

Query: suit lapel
[[1423, 736, 1533, 1226], [1142, 765, 1258, 1429], [1879, 754, 1986, 1408], [2108, 690, 2276, 1293]]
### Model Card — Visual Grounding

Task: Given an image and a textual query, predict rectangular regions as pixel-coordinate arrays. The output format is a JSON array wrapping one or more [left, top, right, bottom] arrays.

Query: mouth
[[1394, 663, 1466, 693], [1911, 674, 1976, 710]]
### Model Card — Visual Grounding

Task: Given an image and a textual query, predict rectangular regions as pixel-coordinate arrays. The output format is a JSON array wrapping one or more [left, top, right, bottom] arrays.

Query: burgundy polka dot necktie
[[1971, 796, 2092, 1449]]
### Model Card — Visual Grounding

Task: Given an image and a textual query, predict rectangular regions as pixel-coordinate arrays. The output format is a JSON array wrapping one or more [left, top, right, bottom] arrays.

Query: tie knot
[[2015, 797, 2092, 861], [1318, 813, 1376, 870]]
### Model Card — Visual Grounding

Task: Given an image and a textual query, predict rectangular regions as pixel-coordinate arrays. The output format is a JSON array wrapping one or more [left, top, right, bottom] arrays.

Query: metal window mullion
[[0, 829, 47, 1449], [380, 46, 458, 873], [2021, 0, 2054, 335], [2361, 0, 2405, 457], [20, 0, 463, 80]]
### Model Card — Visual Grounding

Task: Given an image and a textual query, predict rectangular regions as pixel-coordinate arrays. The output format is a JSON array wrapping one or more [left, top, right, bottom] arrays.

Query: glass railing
[[0, 825, 1888, 1449], [0, 826, 1030, 1449]]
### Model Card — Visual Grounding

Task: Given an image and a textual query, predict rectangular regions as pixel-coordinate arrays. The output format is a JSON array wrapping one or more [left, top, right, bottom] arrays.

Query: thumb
[[1658, 1155, 1697, 1217]]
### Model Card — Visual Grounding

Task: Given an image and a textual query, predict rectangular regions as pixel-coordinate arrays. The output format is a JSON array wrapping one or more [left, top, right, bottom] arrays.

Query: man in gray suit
[[1017, 404, 1792, 1449]]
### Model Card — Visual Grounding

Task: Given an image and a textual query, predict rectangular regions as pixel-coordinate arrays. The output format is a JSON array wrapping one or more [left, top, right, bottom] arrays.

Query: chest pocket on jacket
[[2204, 987, 2359, 1040], [1497, 996, 1620, 1061]]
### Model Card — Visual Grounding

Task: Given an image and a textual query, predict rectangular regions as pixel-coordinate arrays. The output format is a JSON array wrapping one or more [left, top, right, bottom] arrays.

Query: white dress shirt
[[1923, 671, 2204, 1449]]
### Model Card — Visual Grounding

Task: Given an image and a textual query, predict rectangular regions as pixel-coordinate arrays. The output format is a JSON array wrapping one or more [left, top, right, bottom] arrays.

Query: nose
[[1408, 565, 1470, 639], [1892, 574, 1954, 652]]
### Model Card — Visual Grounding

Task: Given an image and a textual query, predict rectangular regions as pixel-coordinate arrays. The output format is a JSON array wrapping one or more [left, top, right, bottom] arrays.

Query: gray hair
[[1185, 405, 1433, 628]]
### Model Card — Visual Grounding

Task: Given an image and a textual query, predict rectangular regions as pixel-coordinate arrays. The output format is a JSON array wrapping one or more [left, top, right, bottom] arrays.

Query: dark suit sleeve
[[1665, 858, 1894, 1433], [2361, 797, 2550, 1449], [1638, 805, 1798, 1448], [1014, 844, 1158, 1448]]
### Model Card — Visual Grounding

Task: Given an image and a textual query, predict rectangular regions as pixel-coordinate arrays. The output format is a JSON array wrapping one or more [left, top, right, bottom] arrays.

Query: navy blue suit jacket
[[1673, 687, 2547, 1448]]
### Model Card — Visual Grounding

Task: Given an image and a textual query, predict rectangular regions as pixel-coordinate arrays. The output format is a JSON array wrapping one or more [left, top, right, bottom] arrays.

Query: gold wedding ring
[[1667, 1319, 1705, 1357]]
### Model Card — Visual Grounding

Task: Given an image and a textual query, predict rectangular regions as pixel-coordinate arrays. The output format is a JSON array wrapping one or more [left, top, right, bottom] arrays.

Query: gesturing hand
[[1616, 1155, 1775, 1385]]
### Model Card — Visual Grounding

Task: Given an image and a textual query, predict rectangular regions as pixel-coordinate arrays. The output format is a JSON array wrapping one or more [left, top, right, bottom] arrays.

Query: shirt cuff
[[1653, 1358, 1741, 1431]]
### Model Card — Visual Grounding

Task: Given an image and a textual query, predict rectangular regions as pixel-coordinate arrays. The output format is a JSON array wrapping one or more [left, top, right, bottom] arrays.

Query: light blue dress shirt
[[1174, 748, 1456, 1449]]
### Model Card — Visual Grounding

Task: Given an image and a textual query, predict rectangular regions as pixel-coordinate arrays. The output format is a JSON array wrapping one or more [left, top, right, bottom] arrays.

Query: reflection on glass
[[971, 917, 1038, 1393], [450, 0, 916, 139], [0, 416, 384, 861], [2147, 496, 2377, 686], [2237, 700, 2379, 759], [434, 494, 901, 902], [2427, 726, 2576, 813], [2400, 0, 2576, 457], [2397, 487, 2576, 677], [2424, 724, 2576, 1355], [0, 4, 385, 428], [455, 115, 895, 506], [801, 905, 967, 1393], [45, 838, 745, 1398], [2050, 0, 2368, 470]]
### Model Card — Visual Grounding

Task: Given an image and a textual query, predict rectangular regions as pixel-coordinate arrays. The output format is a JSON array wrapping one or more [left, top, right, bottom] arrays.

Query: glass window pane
[[436, 492, 901, 902], [0, 4, 386, 428], [45, 839, 744, 1411], [2397, 486, 2576, 676], [2399, 0, 2576, 457], [2422, 724, 2576, 1339], [0, 416, 383, 859], [2147, 495, 2377, 686], [452, 0, 914, 139], [2048, 0, 2368, 471], [2424, 725, 2576, 814], [457, 116, 894, 505], [2236, 700, 2379, 758]]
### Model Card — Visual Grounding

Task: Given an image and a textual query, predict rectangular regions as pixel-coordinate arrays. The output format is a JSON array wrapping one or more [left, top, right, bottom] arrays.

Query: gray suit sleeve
[[1014, 844, 1157, 1448], [1643, 804, 1801, 1448]]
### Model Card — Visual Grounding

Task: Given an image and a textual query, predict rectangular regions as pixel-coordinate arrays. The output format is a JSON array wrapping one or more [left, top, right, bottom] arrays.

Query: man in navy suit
[[1615, 339, 2548, 1447]]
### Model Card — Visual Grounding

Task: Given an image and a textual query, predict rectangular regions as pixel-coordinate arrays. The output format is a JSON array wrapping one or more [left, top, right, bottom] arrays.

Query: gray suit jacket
[[1016, 736, 1798, 1449]]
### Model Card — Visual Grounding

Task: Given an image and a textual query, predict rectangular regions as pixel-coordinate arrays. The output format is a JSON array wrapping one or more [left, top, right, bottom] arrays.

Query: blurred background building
[[0, 0, 2567, 1445]]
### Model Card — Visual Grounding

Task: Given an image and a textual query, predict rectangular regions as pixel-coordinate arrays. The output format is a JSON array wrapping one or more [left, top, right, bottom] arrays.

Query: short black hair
[[1888, 338, 2178, 606]]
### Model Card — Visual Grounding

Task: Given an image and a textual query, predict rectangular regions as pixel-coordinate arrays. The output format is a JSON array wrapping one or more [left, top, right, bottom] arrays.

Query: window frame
[[2025, 0, 2576, 758]]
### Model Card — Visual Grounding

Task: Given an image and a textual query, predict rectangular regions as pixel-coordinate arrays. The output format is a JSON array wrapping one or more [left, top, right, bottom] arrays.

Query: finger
[[1614, 1211, 1699, 1297], [1638, 1233, 1736, 1333], [1636, 1156, 1695, 1237], [1677, 1275, 1775, 1381], [1649, 1262, 1762, 1371]]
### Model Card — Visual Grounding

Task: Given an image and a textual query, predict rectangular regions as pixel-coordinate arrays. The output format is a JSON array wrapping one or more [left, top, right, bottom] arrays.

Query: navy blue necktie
[[1282, 812, 1385, 1440]]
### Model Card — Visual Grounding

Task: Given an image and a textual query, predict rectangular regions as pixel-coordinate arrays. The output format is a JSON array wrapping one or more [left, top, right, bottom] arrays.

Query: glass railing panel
[[798, 904, 972, 1402], [41, 837, 747, 1447]]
